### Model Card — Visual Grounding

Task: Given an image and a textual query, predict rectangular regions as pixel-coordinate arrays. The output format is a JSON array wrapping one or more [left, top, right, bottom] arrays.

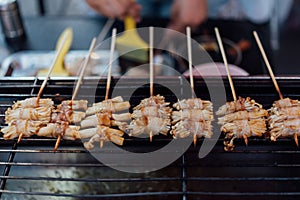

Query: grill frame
[[1, 76, 300, 200]]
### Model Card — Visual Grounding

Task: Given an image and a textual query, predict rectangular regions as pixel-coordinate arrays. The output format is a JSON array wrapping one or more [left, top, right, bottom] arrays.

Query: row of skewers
[[0, 27, 299, 152]]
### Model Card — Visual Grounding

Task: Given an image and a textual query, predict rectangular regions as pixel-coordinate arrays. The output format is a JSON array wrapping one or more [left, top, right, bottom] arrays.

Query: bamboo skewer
[[149, 26, 154, 97], [72, 38, 97, 101], [100, 28, 117, 148], [53, 37, 96, 152], [215, 28, 249, 146], [186, 27, 197, 146], [252, 31, 296, 145], [17, 32, 70, 144], [253, 31, 283, 100], [105, 28, 117, 101], [214, 27, 237, 101], [149, 26, 154, 142]]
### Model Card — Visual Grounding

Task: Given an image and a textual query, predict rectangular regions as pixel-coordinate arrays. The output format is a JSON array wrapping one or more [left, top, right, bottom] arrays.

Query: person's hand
[[85, 0, 142, 22], [168, 0, 207, 33]]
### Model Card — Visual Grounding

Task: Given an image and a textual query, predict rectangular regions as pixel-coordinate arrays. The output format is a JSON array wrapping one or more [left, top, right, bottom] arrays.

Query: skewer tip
[[17, 133, 23, 144], [193, 134, 197, 147], [243, 134, 248, 146], [294, 134, 299, 147], [150, 130, 153, 142], [54, 135, 61, 152], [100, 140, 104, 149]]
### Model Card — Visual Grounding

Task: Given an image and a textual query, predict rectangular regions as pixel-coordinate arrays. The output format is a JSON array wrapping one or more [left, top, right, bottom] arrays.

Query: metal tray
[[0, 50, 120, 77]]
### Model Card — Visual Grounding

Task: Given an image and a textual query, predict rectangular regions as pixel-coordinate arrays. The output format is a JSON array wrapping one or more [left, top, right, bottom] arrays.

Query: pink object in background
[[184, 62, 249, 77]]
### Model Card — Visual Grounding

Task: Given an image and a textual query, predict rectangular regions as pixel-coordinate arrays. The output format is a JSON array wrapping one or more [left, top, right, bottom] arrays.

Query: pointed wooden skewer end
[[150, 130, 153, 142], [243, 134, 249, 146], [193, 134, 197, 147], [294, 133, 299, 147], [17, 133, 23, 143], [54, 135, 61, 152]]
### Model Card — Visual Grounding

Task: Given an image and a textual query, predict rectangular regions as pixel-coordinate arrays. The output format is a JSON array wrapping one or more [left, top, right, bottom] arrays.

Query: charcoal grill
[[1, 76, 300, 200]]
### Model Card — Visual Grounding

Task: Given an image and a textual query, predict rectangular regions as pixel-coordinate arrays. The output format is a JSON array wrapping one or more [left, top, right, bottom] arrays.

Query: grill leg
[[181, 154, 187, 200]]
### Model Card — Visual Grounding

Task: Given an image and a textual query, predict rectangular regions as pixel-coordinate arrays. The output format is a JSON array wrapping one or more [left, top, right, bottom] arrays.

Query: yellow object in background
[[38, 27, 73, 76], [116, 16, 149, 63]]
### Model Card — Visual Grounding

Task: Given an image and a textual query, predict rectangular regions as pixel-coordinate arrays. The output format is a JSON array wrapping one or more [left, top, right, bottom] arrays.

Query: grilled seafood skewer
[[127, 95, 172, 139], [171, 98, 214, 142], [268, 98, 300, 146], [217, 97, 268, 151], [253, 32, 300, 145]]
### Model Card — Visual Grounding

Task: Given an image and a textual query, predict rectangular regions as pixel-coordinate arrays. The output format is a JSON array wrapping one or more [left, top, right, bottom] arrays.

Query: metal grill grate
[[0, 77, 300, 200]]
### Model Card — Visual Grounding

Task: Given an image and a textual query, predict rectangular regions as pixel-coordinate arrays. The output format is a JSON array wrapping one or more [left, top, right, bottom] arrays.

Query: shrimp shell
[[221, 118, 267, 139], [172, 109, 213, 124], [80, 125, 124, 148], [5, 107, 52, 123], [12, 97, 53, 109], [171, 120, 213, 139], [58, 100, 88, 110], [216, 97, 262, 116], [2, 120, 42, 140], [128, 95, 172, 137], [173, 98, 213, 110], [37, 122, 80, 140], [218, 110, 268, 125], [273, 98, 300, 109]]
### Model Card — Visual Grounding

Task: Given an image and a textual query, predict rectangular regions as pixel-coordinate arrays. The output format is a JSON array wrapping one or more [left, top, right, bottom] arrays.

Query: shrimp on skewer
[[127, 95, 172, 139], [216, 97, 268, 151], [78, 29, 129, 149], [215, 29, 268, 151], [171, 98, 214, 141], [170, 27, 214, 145], [268, 98, 300, 146]]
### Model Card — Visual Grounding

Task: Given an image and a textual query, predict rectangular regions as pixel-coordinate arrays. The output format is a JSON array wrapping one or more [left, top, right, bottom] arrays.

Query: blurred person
[[85, 0, 292, 74], [85, 0, 207, 34]]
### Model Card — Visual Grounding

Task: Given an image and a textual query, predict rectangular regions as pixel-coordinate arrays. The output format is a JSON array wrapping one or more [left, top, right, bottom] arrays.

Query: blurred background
[[0, 0, 300, 75]]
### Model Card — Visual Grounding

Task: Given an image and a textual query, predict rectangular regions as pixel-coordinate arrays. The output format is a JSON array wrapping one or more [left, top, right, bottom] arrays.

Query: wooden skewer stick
[[37, 33, 70, 100], [214, 27, 237, 101], [253, 31, 283, 100], [149, 26, 154, 142], [149, 26, 154, 97], [105, 28, 117, 100], [186, 27, 197, 146], [18, 31, 70, 144], [100, 28, 117, 149], [186, 27, 195, 99], [72, 38, 97, 101], [54, 37, 97, 152]]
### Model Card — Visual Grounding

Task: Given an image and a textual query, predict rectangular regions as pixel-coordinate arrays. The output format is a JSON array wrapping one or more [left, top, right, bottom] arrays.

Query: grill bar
[[0, 190, 183, 198], [1, 77, 300, 199]]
